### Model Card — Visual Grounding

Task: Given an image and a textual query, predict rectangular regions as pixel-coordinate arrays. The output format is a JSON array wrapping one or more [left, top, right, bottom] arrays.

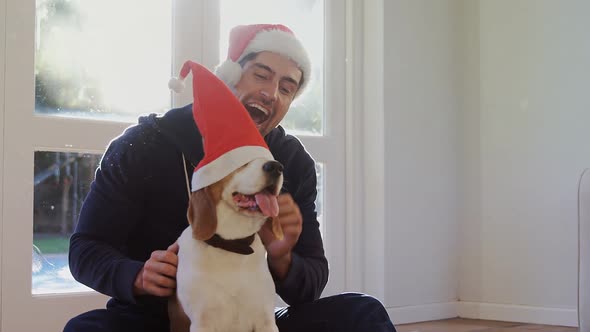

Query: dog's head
[[187, 158, 284, 241]]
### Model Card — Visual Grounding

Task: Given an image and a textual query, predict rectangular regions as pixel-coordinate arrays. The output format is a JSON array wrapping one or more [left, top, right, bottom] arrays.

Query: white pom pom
[[168, 77, 185, 93], [214, 60, 243, 88]]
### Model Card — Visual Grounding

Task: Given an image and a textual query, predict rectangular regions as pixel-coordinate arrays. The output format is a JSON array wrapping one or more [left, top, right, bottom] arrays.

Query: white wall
[[383, 0, 460, 318], [381, 0, 590, 326], [458, 0, 590, 325]]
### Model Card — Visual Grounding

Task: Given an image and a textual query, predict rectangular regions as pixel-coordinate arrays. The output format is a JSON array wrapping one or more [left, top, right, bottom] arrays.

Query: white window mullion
[[0, 1, 7, 326], [2, 1, 73, 331], [344, 0, 364, 293], [317, 0, 347, 296], [361, 0, 386, 301], [297, 137, 341, 162], [3, 0, 110, 330], [3, 2, 38, 329], [202, 0, 220, 71], [31, 117, 131, 153], [172, 0, 220, 108]]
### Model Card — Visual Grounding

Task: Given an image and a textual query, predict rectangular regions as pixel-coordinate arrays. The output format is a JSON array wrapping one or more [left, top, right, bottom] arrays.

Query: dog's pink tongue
[[255, 193, 279, 217]]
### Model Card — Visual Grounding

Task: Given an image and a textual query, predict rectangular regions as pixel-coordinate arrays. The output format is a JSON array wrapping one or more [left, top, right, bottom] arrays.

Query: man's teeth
[[248, 104, 269, 115]]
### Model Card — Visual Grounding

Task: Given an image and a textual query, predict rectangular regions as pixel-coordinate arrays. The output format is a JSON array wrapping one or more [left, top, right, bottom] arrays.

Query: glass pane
[[34, 0, 172, 122], [33, 151, 101, 294], [219, 0, 324, 136], [315, 162, 324, 236]]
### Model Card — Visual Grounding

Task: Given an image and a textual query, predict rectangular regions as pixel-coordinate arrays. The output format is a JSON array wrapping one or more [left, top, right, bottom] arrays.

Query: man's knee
[[355, 293, 391, 321], [331, 292, 396, 331], [63, 309, 108, 332], [63, 312, 89, 332], [64, 307, 170, 332]]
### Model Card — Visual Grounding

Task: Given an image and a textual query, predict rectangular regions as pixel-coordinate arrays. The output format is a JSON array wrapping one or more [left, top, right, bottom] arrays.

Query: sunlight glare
[[79, 0, 171, 113]]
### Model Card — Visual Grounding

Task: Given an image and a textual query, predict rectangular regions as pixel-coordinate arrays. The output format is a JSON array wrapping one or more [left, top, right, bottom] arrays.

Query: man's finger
[[145, 273, 176, 289], [151, 250, 178, 266], [280, 222, 302, 232], [145, 284, 175, 297], [275, 214, 302, 228], [277, 211, 300, 221], [145, 261, 177, 278], [277, 193, 295, 202], [167, 241, 179, 253]]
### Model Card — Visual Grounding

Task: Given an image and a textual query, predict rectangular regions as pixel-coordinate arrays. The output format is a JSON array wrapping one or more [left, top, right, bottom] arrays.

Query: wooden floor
[[396, 318, 577, 332]]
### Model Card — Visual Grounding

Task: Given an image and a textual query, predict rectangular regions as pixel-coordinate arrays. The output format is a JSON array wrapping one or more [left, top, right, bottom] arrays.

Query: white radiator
[[579, 168, 590, 331]]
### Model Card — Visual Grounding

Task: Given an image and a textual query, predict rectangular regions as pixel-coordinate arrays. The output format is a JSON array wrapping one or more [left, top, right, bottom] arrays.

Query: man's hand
[[133, 242, 179, 297], [259, 193, 303, 281]]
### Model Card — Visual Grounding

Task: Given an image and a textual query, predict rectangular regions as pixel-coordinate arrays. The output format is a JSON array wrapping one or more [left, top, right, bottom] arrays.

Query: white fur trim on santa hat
[[215, 29, 311, 97], [191, 145, 274, 192], [213, 60, 243, 89]]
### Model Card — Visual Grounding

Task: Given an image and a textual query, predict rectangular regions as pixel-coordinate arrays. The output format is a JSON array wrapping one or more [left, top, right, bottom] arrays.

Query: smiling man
[[64, 24, 396, 332], [235, 52, 301, 136]]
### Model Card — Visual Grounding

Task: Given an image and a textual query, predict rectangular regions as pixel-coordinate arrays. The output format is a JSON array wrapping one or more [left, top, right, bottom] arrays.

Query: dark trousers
[[64, 292, 397, 332]]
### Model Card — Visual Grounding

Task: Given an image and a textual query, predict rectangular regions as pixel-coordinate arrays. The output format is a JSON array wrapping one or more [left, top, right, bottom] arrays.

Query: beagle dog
[[169, 157, 284, 332]]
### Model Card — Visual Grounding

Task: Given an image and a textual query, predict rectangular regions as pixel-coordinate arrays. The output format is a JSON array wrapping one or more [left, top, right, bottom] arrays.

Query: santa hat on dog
[[169, 24, 311, 97], [171, 60, 274, 192]]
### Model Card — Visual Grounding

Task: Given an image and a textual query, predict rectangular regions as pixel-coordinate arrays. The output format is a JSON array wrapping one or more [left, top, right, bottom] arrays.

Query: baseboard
[[386, 302, 458, 325], [457, 301, 578, 327], [387, 301, 578, 327]]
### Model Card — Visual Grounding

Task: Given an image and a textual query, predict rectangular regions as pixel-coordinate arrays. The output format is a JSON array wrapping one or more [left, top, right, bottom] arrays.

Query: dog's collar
[[204, 233, 256, 255]]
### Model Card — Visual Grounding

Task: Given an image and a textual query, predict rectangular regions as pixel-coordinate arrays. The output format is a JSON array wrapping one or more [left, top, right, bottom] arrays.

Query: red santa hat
[[171, 60, 274, 192], [169, 24, 311, 98]]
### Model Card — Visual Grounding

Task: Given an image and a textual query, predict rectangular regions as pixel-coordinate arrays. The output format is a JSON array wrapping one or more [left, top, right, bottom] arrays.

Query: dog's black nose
[[263, 161, 284, 176]]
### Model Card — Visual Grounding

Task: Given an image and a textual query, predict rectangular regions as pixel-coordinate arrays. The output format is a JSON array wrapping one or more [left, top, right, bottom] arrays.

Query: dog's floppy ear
[[269, 217, 284, 240], [187, 187, 217, 240]]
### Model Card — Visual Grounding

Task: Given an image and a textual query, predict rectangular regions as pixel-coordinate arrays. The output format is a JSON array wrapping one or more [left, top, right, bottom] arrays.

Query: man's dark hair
[[238, 52, 306, 92]]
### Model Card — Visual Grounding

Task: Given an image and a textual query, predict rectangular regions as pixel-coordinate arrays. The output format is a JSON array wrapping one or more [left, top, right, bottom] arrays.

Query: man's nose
[[260, 85, 278, 103]]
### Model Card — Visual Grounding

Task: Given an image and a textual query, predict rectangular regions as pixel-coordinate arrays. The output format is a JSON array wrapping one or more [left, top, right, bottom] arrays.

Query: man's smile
[[245, 103, 271, 126]]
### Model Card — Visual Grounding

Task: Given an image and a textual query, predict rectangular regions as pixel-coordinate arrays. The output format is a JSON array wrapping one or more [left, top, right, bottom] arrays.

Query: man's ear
[[187, 188, 217, 240]]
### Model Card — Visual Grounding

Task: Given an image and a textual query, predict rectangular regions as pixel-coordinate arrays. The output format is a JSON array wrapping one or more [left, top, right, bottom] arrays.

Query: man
[[64, 24, 396, 332]]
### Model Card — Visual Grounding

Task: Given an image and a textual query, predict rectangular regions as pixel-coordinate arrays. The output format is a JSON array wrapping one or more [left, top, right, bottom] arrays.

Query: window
[[3, 0, 177, 329], [2, 1, 346, 330], [316, 162, 325, 235], [35, 0, 172, 122], [219, 0, 327, 236], [33, 151, 100, 294], [30, 0, 172, 296], [218, 0, 346, 297]]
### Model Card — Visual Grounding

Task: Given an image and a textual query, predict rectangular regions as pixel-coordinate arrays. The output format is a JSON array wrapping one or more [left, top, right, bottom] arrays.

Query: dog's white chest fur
[[176, 227, 278, 332]]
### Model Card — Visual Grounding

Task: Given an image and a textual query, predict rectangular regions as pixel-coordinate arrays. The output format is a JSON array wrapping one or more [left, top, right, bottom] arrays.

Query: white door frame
[[0, 0, 7, 327], [344, 0, 386, 301]]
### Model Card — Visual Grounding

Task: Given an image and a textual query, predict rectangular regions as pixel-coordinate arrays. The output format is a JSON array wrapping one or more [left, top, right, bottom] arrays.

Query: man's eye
[[280, 87, 293, 95], [255, 73, 267, 80]]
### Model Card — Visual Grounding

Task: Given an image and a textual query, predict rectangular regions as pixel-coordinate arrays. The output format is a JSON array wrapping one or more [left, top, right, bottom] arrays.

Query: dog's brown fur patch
[[168, 294, 191, 332], [187, 174, 234, 241]]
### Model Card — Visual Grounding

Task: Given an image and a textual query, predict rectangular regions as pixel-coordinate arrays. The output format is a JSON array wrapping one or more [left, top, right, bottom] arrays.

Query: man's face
[[234, 51, 303, 137]]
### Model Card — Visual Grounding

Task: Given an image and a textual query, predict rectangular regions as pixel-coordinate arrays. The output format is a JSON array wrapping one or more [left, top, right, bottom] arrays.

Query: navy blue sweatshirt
[[69, 104, 328, 317]]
